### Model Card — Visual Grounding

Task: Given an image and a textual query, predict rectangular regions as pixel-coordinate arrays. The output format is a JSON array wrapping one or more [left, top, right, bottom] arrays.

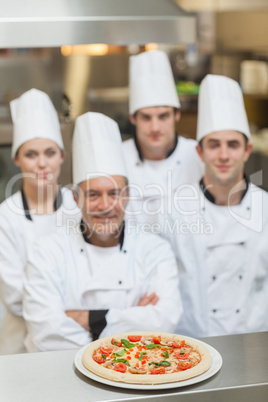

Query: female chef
[[0, 88, 80, 354]]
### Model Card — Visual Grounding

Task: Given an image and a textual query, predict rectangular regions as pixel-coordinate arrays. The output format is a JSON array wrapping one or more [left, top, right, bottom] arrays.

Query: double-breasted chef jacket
[[23, 221, 182, 352], [123, 136, 204, 228], [0, 188, 81, 354], [158, 179, 268, 338]]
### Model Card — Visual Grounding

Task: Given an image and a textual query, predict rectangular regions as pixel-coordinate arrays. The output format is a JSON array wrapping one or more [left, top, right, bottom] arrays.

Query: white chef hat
[[129, 50, 180, 115], [10, 88, 64, 158], [72, 112, 127, 185], [197, 74, 251, 142]]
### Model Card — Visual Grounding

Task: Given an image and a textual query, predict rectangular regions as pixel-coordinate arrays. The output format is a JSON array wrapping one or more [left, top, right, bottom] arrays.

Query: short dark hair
[[198, 132, 249, 149], [132, 106, 179, 118]]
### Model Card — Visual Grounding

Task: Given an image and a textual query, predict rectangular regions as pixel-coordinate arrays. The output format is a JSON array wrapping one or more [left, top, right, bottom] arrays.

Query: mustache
[[80, 220, 125, 239]]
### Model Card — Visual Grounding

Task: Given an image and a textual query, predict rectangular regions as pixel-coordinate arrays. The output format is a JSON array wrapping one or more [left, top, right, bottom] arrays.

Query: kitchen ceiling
[[0, 0, 196, 48]]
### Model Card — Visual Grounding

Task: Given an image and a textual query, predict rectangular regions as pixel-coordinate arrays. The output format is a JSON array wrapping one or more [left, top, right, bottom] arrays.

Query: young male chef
[[123, 49, 204, 227], [160, 74, 268, 338], [23, 112, 182, 352]]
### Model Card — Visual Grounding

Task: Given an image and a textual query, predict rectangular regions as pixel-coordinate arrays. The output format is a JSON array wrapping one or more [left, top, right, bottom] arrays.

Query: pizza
[[82, 331, 212, 385]]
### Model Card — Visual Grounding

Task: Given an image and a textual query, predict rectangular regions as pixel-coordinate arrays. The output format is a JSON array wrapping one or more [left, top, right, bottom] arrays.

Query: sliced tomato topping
[[93, 355, 106, 364], [177, 362, 192, 371], [150, 367, 166, 375], [128, 335, 142, 343], [111, 338, 122, 347], [114, 363, 127, 373], [175, 352, 190, 360], [100, 346, 113, 356], [172, 340, 185, 348], [172, 342, 180, 348], [152, 336, 161, 344]]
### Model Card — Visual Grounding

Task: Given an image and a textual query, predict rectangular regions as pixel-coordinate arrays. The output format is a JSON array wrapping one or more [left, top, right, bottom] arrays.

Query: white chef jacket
[[159, 182, 268, 337], [0, 188, 81, 354], [23, 222, 182, 352], [122, 136, 204, 228]]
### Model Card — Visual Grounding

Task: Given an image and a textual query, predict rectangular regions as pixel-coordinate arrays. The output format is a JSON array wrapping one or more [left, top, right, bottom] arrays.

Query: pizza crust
[[82, 331, 212, 385]]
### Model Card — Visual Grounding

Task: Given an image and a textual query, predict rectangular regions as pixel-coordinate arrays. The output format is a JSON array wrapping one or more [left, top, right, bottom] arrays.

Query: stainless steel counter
[[0, 332, 267, 402]]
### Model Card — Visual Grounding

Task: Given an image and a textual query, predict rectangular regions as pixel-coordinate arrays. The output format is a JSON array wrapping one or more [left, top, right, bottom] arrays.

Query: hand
[[138, 292, 159, 306], [66, 310, 90, 330]]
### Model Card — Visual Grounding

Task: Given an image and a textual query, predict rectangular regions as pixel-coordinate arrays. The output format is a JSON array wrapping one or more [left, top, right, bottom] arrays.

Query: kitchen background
[[1, 0, 268, 200]]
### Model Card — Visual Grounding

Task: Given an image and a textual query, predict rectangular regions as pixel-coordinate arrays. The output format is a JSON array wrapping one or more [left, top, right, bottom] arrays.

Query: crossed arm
[[65, 292, 159, 330]]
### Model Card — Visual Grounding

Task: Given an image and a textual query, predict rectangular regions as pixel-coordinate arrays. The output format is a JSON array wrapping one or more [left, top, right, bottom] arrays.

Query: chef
[[160, 74, 268, 337], [0, 89, 81, 354], [23, 112, 182, 352], [123, 49, 204, 228]]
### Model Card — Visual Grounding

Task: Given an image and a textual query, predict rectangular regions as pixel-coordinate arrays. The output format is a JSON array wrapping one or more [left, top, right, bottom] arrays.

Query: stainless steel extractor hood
[[0, 0, 196, 48]]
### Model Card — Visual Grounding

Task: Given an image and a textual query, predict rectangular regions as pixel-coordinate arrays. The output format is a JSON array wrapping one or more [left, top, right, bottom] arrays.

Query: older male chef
[[23, 112, 182, 352], [160, 74, 268, 338], [123, 49, 204, 228]]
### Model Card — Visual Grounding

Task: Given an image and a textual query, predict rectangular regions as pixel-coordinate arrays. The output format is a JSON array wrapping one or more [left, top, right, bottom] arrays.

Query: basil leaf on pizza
[[113, 349, 127, 358], [149, 361, 171, 367], [145, 344, 162, 349], [112, 358, 130, 367], [138, 352, 147, 361], [121, 339, 136, 348], [163, 350, 169, 358], [82, 331, 213, 385]]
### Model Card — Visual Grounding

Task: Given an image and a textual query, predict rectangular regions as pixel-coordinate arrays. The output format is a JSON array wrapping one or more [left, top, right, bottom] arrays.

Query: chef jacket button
[[212, 309, 217, 313], [247, 207, 250, 211], [239, 275, 243, 280], [177, 161, 180, 165], [202, 207, 205, 212], [123, 250, 127, 254], [236, 309, 240, 313], [119, 280, 122, 285], [212, 275, 216, 281], [136, 162, 140, 166], [80, 249, 84, 253]]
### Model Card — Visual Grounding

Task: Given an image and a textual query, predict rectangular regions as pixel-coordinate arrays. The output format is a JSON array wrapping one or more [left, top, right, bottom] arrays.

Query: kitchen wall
[[1, 8, 268, 192]]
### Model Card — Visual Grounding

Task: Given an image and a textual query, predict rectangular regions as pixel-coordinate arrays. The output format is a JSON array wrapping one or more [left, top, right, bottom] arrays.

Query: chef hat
[[197, 74, 251, 142], [129, 50, 180, 115], [72, 112, 127, 185], [10, 88, 64, 158]]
